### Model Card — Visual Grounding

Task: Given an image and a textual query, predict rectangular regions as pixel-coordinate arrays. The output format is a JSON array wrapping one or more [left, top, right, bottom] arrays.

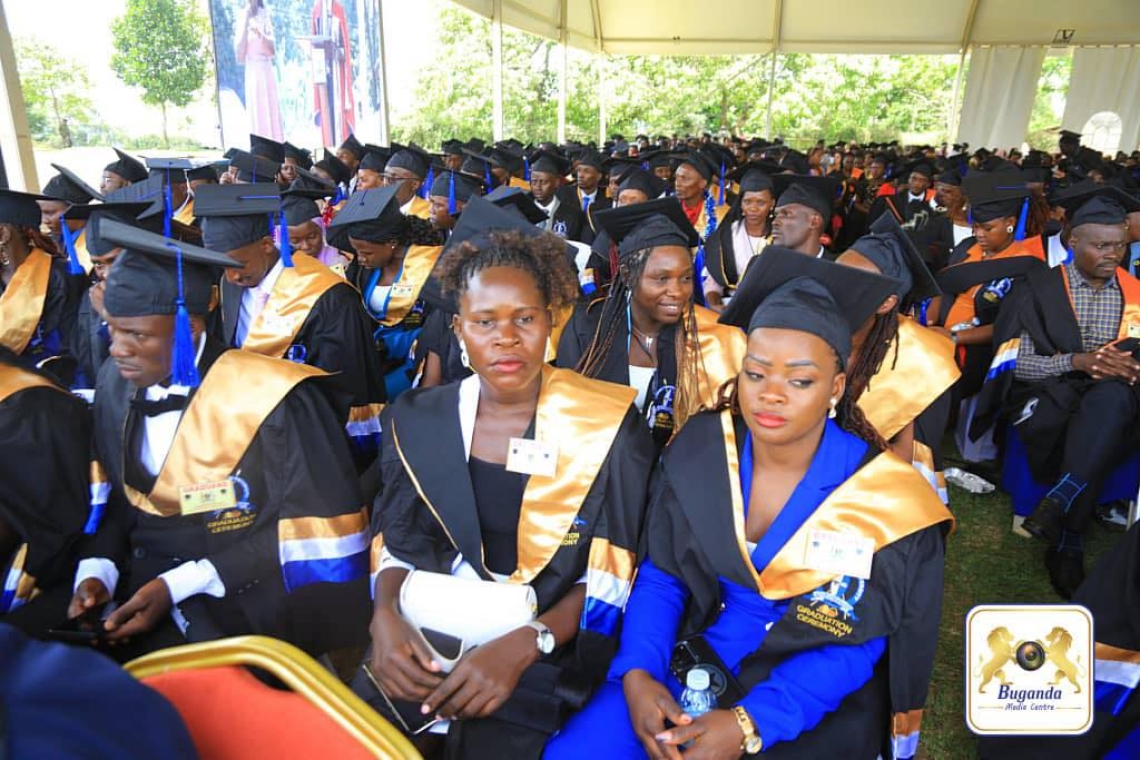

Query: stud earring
[[828, 397, 838, 419]]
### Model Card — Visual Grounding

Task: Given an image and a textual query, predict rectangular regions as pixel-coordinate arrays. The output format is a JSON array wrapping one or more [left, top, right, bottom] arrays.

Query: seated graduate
[[546, 252, 953, 760], [356, 200, 654, 758], [197, 183, 385, 464], [327, 184, 446, 401], [702, 162, 779, 312], [0, 345, 103, 634], [837, 215, 961, 502], [557, 199, 746, 450], [976, 191, 1140, 598], [69, 222, 370, 657], [926, 167, 1048, 399], [0, 190, 82, 382]]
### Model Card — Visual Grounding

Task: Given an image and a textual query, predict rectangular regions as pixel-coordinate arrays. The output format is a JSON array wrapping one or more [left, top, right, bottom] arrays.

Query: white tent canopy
[[451, 0, 1140, 55], [448, 0, 1140, 148]]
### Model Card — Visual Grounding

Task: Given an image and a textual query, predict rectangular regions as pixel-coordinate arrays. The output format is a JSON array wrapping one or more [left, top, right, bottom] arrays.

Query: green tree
[[14, 38, 94, 145], [110, 0, 209, 147]]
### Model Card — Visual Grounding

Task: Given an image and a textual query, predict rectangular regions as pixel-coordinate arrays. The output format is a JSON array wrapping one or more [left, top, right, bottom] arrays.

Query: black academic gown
[[0, 353, 93, 627], [215, 276, 383, 408], [87, 338, 371, 655], [646, 411, 953, 758], [367, 369, 654, 758]]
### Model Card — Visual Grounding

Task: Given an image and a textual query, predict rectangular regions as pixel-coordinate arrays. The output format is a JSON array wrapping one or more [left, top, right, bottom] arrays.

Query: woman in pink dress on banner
[[235, 0, 284, 141]]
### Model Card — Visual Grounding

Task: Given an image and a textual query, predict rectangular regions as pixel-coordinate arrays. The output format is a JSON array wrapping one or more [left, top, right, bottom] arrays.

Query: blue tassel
[[447, 171, 457, 215], [421, 166, 434, 200], [718, 162, 726, 206], [278, 211, 294, 268], [163, 174, 173, 239], [1014, 198, 1029, 241], [524, 157, 531, 182], [167, 242, 200, 388], [60, 216, 85, 275]]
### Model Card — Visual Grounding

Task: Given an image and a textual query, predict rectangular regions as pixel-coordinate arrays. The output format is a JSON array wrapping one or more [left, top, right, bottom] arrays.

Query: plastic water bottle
[[678, 669, 717, 746]]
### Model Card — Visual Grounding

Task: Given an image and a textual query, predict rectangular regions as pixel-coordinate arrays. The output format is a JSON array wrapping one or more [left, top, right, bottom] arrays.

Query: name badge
[[179, 480, 238, 516], [804, 529, 875, 580], [506, 437, 559, 478], [390, 283, 416, 299]]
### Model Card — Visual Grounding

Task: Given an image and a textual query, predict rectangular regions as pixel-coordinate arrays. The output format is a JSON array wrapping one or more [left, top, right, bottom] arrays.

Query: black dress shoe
[[1022, 496, 1065, 544], [1045, 547, 1085, 600]]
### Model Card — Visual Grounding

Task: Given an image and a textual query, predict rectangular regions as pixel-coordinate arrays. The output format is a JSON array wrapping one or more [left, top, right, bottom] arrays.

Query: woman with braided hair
[[354, 197, 653, 758], [0, 190, 81, 384], [557, 199, 745, 450], [836, 215, 961, 503], [546, 247, 953, 760]]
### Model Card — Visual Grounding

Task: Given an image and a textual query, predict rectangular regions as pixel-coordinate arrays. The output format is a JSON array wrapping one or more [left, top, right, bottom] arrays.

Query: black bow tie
[[131, 393, 189, 417]]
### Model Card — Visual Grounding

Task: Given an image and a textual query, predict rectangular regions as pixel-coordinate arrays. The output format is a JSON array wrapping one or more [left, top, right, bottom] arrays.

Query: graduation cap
[[283, 142, 313, 170], [727, 161, 781, 194], [616, 168, 668, 200], [429, 170, 483, 213], [845, 214, 940, 303], [484, 186, 548, 224], [315, 149, 353, 186], [386, 143, 431, 179], [104, 148, 148, 184], [228, 150, 283, 184], [718, 246, 902, 367], [962, 167, 1029, 226], [772, 174, 840, 220], [593, 197, 699, 257], [339, 133, 366, 160], [196, 183, 284, 259], [529, 149, 570, 177], [100, 219, 240, 386], [326, 184, 406, 251], [0, 190, 52, 229], [43, 164, 103, 204], [63, 201, 155, 256]]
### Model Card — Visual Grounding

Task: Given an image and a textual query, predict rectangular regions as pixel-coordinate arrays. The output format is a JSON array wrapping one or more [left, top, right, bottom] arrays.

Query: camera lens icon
[[1015, 640, 1047, 671]]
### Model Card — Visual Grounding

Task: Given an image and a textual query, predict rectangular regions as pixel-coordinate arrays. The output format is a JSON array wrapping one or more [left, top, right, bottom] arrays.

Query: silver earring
[[828, 397, 838, 419], [459, 340, 470, 369]]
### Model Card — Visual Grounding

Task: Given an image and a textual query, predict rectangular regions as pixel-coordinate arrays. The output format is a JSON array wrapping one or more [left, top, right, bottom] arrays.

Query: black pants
[[1061, 380, 1140, 534]]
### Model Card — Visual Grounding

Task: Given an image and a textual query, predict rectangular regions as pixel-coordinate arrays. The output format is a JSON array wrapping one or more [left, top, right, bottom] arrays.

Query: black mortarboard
[[484, 186, 548, 224], [386, 143, 430, 178], [846, 214, 940, 302], [196, 183, 281, 253], [576, 150, 605, 171], [773, 174, 840, 220], [104, 148, 148, 184], [283, 142, 313, 170], [101, 219, 239, 320], [326, 184, 406, 250], [719, 246, 902, 367], [529, 149, 570, 177], [594, 197, 699, 257], [228, 149, 283, 183], [64, 201, 155, 256], [728, 161, 781, 194], [43, 164, 102, 204], [1069, 196, 1130, 228], [315, 149, 353, 185], [249, 134, 285, 164], [616, 168, 668, 199], [963, 167, 1029, 223], [339, 133, 365, 160], [429, 171, 483, 211], [675, 150, 718, 181], [0, 190, 51, 228]]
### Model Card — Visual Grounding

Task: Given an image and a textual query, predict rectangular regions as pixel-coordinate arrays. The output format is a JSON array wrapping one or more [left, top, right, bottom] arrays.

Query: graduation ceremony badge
[[965, 604, 1093, 735]]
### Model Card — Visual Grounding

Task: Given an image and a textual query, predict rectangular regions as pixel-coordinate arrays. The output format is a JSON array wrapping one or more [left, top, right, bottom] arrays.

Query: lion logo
[[1044, 627, 1086, 693], [975, 626, 1016, 693]]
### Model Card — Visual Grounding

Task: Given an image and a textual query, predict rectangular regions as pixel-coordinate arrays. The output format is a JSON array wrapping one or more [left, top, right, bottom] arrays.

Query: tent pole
[[557, 0, 568, 143], [492, 0, 504, 141]]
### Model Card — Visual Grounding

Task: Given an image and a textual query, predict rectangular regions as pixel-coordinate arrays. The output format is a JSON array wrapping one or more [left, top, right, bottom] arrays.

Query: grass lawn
[[919, 479, 1123, 759]]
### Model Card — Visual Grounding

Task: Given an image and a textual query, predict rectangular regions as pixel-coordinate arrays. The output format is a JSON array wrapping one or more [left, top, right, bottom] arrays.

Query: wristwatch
[[733, 706, 763, 755], [525, 621, 556, 654]]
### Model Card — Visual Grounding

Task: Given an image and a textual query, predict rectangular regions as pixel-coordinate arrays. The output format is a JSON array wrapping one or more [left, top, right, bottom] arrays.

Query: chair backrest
[[125, 635, 420, 760]]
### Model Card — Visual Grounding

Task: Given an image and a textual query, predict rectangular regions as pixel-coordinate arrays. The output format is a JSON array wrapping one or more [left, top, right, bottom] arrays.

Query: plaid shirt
[[1015, 262, 1123, 381]]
